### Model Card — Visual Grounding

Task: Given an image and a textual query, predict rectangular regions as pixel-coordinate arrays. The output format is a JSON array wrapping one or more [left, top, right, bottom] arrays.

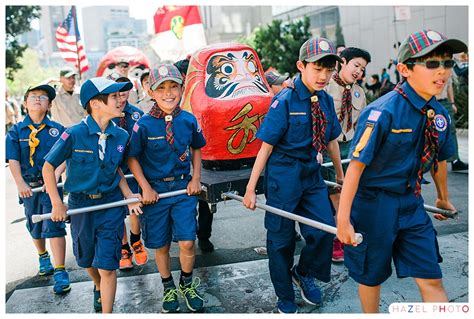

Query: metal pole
[[32, 188, 189, 223], [222, 191, 363, 244], [324, 180, 458, 219]]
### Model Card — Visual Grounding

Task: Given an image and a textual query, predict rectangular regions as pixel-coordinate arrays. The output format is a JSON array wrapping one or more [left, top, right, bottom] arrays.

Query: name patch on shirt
[[148, 136, 165, 140], [74, 149, 93, 153], [434, 114, 447, 131], [367, 110, 381, 122]]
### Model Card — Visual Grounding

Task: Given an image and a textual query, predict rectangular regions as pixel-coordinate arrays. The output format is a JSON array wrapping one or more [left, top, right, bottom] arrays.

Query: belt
[[88, 193, 103, 199], [27, 179, 44, 187], [71, 192, 107, 200], [162, 174, 185, 182]]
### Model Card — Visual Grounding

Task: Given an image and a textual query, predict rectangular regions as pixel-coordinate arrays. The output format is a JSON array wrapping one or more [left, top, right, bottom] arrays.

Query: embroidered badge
[[133, 123, 140, 133], [270, 100, 279, 108], [117, 145, 125, 153], [367, 110, 381, 122], [49, 128, 59, 137], [426, 30, 442, 41], [319, 40, 330, 51], [354, 91, 360, 98], [131, 112, 141, 121], [60, 131, 70, 141], [434, 114, 447, 131], [159, 66, 169, 76]]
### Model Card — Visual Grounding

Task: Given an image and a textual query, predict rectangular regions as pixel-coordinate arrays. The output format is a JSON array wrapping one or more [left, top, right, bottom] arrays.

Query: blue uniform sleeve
[[437, 110, 455, 161], [327, 96, 342, 142], [256, 96, 288, 145], [5, 125, 20, 162], [127, 121, 145, 158], [44, 129, 73, 168], [349, 108, 390, 166], [190, 117, 206, 149]]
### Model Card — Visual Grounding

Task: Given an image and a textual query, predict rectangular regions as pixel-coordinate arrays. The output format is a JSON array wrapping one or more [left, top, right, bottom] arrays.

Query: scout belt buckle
[[88, 193, 103, 199], [162, 174, 184, 182], [28, 181, 43, 187]]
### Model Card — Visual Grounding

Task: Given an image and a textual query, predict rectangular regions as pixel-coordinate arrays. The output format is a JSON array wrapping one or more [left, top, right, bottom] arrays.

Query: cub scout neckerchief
[[28, 124, 46, 166], [311, 94, 328, 152], [148, 103, 182, 146], [119, 113, 127, 129], [97, 133, 109, 161], [332, 72, 353, 132], [394, 82, 439, 197]]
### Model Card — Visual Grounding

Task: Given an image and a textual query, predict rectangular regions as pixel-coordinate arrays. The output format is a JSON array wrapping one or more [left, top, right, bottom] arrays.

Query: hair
[[302, 55, 337, 70], [371, 74, 380, 82], [85, 94, 109, 114], [116, 77, 131, 84], [405, 45, 454, 70], [140, 71, 150, 85], [339, 47, 371, 66], [336, 44, 346, 50]]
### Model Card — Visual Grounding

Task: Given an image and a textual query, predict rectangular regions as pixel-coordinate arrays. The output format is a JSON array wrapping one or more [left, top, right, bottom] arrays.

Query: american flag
[[55, 6, 89, 75]]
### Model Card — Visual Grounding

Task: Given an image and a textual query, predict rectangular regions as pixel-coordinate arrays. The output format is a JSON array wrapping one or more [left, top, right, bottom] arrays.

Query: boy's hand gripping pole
[[222, 191, 363, 244]]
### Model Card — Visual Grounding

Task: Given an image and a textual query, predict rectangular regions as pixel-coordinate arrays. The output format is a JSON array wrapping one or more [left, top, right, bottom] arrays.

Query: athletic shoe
[[119, 249, 133, 270], [332, 238, 344, 262], [93, 286, 102, 312], [53, 269, 71, 295], [162, 286, 180, 313], [179, 277, 204, 312], [131, 241, 148, 266], [291, 266, 322, 306], [277, 299, 298, 313], [38, 252, 54, 276]]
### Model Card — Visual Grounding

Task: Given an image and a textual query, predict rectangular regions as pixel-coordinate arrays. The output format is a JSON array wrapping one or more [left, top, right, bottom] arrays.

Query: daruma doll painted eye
[[181, 43, 273, 170]]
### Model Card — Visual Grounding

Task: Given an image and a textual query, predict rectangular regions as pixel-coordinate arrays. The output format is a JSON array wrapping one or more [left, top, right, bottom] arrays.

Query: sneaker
[[179, 277, 204, 312], [119, 249, 133, 270], [277, 299, 298, 313], [452, 160, 468, 171], [38, 252, 54, 276], [131, 241, 148, 266], [53, 269, 71, 295], [291, 266, 322, 306], [332, 238, 344, 262], [162, 286, 180, 313], [93, 286, 102, 312], [198, 238, 214, 253]]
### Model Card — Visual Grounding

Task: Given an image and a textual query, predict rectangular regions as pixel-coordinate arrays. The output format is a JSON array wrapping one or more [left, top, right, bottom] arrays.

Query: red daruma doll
[[181, 43, 273, 170]]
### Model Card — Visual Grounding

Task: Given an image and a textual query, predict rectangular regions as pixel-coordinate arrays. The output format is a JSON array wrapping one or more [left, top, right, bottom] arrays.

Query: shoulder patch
[[132, 123, 140, 133], [270, 100, 279, 108], [367, 110, 381, 122], [434, 114, 447, 131], [60, 131, 70, 141]]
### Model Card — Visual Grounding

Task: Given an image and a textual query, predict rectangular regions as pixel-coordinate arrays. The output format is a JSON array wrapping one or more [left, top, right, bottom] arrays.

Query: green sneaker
[[162, 286, 180, 313], [179, 277, 204, 312]]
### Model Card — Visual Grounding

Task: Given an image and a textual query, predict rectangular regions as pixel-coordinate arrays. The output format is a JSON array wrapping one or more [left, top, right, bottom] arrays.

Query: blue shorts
[[68, 190, 126, 270], [22, 191, 66, 240], [139, 179, 197, 249], [344, 187, 442, 286]]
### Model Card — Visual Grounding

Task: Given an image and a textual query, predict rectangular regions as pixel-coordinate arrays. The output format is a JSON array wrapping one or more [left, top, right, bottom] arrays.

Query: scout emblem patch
[[49, 128, 59, 137], [117, 145, 125, 153], [434, 114, 447, 131], [131, 112, 141, 121], [354, 91, 360, 98]]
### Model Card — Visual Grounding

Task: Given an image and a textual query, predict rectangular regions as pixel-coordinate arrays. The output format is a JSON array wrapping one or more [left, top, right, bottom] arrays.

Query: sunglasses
[[405, 60, 455, 69]]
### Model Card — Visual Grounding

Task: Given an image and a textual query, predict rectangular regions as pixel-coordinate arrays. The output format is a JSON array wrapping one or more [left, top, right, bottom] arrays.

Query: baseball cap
[[80, 77, 133, 108], [299, 37, 343, 63], [59, 68, 78, 78], [398, 29, 467, 63], [149, 64, 183, 90], [265, 71, 289, 86], [106, 72, 131, 83], [25, 84, 56, 101]]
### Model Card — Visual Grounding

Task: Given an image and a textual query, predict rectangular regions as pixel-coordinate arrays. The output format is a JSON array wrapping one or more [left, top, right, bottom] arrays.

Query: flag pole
[[71, 5, 82, 82]]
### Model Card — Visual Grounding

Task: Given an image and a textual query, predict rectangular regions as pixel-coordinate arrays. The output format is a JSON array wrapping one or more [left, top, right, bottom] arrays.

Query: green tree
[[247, 17, 311, 76], [6, 5, 41, 80], [335, 20, 345, 47]]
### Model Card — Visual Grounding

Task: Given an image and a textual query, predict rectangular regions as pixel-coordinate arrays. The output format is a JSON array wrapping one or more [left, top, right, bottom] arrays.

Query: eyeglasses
[[405, 60, 455, 69], [27, 95, 49, 102]]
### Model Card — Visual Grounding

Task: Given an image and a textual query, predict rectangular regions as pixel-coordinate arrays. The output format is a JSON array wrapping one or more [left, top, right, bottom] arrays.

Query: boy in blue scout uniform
[[6, 84, 70, 295], [108, 73, 148, 270], [337, 29, 465, 313], [127, 64, 206, 313], [243, 37, 345, 313], [42, 78, 143, 313]]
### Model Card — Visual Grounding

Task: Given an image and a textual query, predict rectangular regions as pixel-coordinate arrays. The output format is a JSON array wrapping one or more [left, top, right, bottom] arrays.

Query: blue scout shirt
[[6, 115, 64, 181], [111, 102, 144, 173], [257, 75, 342, 162], [349, 81, 454, 194], [44, 115, 130, 194], [128, 110, 206, 181]]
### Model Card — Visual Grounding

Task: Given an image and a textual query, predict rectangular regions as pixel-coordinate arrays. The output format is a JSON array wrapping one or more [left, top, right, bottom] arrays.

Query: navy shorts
[[68, 190, 126, 270], [344, 187, 443, 286], [139, 179, 197, 249], [22, 191, 66, 240]]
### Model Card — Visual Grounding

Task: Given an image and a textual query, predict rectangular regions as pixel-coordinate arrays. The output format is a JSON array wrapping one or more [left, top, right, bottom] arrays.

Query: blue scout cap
[[80, 77, 133, 108], [398, 29, 467, 63], [25, 84, 56, 101], [299, 37, 343, 63], [149, 64, 183, 90]]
